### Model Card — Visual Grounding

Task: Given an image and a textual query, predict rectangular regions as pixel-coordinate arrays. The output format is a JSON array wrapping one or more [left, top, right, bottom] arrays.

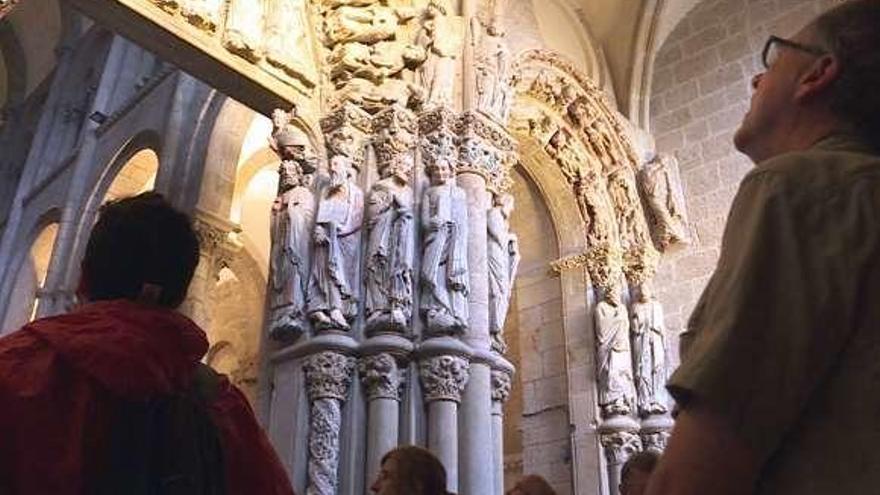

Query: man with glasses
[[647, 2, 880, 494]]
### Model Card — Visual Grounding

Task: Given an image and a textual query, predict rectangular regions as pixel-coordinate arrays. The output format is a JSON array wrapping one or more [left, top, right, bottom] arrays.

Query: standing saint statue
[[630, 282, 668, 417], [364, 155, 415, 334], [594, 283, 635, 417], [268, 110, 317, 342], [307, 155, 364, 331], [420, 157, 469, 335], [640, 153, 689, 248], [415, 0, 464, 106], [487, 193, 520, 353]]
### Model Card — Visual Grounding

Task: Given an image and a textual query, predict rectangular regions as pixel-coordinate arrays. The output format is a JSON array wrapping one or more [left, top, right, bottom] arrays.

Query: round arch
[[0, 208, 61, 333], [500, 130, 598, 492]]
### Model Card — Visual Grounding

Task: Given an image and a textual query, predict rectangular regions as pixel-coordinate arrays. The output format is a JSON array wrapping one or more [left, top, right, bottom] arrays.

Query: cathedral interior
[[0, 0, 842, 494]]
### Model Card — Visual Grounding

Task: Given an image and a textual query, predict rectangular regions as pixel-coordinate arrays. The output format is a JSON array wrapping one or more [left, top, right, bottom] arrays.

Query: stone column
[[304, 351, 356, 495], [359, 352, 404, 487], [490, 367, 513, 495], [600, 430, 641, 495], [455, 110, 516, 495], [418, 337, 472, 494]]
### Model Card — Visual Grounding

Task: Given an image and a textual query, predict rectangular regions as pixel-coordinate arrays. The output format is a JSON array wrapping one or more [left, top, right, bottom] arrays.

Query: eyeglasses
[[761, 35, 828, 69]]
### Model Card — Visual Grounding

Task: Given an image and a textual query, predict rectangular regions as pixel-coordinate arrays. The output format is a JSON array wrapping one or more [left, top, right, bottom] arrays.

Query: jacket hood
[[26, 300, 208, 398]]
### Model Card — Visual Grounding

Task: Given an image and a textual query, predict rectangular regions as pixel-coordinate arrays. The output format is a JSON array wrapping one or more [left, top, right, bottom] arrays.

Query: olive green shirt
[[668, 134, 880, 494]]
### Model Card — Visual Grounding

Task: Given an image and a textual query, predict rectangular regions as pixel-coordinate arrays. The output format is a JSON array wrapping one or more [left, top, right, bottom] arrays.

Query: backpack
[[92, 364, 227, 495]]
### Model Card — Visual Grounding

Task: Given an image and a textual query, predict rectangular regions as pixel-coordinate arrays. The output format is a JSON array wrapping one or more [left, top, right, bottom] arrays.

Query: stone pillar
[[304, 350, 356, 495], [418, 337, 472, 494], [600, 430, 641, 495], [359, 350, 405, 487], [455, 110, 516, 495], [490, 366, 513, 495]]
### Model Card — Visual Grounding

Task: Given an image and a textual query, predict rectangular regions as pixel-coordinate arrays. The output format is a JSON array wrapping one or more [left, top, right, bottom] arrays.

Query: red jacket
[[0, 300, 295, 495]]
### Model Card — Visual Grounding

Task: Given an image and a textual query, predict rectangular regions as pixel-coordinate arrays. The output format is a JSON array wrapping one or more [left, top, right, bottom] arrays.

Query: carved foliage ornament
[[304, 351, 356, 401], [600, 431, 642, 465], [491, 370, 512, 403], [419, 355, 470, 403], [359, 353, 404, 401]]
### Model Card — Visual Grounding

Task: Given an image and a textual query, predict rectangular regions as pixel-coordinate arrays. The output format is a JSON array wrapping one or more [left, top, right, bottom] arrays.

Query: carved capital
[[419, 355, 470, 403], [321, 103, 372, 166], [600, 431, 641, 465], [371, 106, 417, 171], [641, 431, 670, 453], [491, 370, 512, 403], [304, 352, 356, 402], [359, 353, 403, 401]]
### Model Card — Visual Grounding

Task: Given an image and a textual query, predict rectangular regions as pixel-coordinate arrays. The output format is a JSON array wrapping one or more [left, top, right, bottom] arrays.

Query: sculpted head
[[428, 158, 455, 185], [329, 155, 355, 188]]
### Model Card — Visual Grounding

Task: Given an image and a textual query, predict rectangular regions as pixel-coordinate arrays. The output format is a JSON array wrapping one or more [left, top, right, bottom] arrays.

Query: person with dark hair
[[620, 451, 659, 495], [0, 192, 294, 494], [647, 2, 880, 495], [506, 474, 557, 495], [370, 446, 449, 495]]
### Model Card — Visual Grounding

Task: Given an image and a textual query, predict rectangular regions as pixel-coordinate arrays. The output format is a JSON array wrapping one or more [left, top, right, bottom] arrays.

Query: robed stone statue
[[308, 155, 364, 331], [420, 157, 469, 335]]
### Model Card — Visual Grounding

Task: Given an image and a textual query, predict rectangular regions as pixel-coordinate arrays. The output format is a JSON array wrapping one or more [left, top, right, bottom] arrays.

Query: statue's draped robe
[[270, 186, 314, 323], [308, 185, 364, 319], [631, 299, 667, 413], [421, 182, 469, 331], [595, 301, 634, 411], [365, 181, 414, 326]]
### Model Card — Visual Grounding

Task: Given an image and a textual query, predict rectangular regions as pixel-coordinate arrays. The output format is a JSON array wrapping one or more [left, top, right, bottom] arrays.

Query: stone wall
[[507, 168, 572, 495], [649, 0, 840, 357]]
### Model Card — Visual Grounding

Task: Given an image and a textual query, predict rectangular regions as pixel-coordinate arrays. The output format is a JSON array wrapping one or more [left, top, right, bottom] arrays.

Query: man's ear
[[794, 54, 841, 102]]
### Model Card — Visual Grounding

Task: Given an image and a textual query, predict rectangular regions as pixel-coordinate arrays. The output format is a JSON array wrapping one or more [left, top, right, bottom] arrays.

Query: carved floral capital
[[359, 353, 403, 401], [304, 351, 356, 402], [419, 355, 470, 403]]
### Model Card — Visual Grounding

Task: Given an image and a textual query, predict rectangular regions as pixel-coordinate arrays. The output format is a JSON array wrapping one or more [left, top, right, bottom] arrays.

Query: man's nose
[[751, 72, 764, 90]]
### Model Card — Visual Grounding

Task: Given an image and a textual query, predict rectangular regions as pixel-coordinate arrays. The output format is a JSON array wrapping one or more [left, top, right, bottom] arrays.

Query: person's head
[[734, 1, 880, 162], [619, 450, 661, 495], [505, 474, 557, 495], [371, 446, 448, 495], [79, 192, 200, 308]]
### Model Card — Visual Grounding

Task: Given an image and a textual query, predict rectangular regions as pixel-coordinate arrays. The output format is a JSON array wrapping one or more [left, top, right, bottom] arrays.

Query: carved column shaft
[[601, 431, 641, 495], [360, 353, 403, 487], [491, 370, 512, 495], [420, 354, 470, 494], [304, 351, 356, 495]]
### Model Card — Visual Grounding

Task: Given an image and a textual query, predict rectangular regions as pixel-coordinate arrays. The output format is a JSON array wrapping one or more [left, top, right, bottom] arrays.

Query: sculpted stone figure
[[268, 110, 318, 342], [640, 153, 689, 248], [264, 0, 314, 78], [630, 282, 668, 416], [416, 0, 464, 106], [364, 156, 415, 334], [487, 193, 520, 353], [594, 283, 635, 417], [421, 158, 469, 335], [223, 0, 264, 62], [308, 155, 364, 331]]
